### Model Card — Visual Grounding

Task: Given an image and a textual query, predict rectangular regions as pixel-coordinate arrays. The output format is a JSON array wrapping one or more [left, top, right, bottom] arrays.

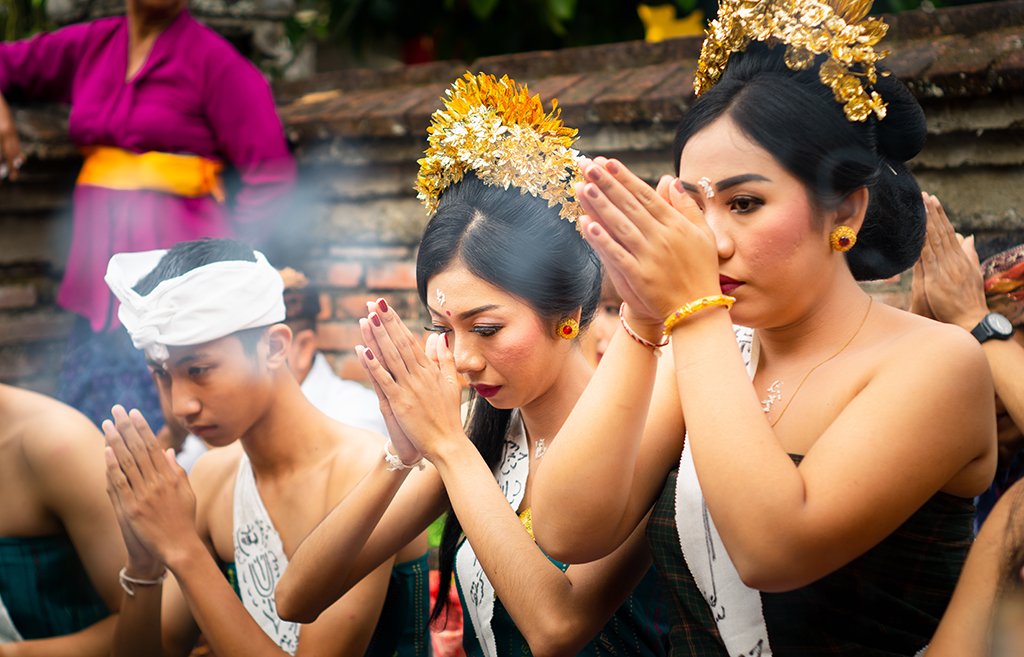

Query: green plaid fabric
[[648, 464, 975, 656], [458, 556, 671, 657], [0, 534, 108, 640]]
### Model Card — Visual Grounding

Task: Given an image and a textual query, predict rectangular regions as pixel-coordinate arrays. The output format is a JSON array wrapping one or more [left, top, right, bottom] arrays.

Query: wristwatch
[[970, 312, 1015, 344]]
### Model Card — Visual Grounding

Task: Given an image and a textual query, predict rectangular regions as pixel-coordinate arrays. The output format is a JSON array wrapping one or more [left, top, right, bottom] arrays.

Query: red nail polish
[[586, 167, 602, 182], [606, 159, 620, 174], [378, 298, 389, 313], [365, 349, 375, 361], [444, 333, 450, 348], [370, 313, 382, 327], [587, 185, 600, 199]]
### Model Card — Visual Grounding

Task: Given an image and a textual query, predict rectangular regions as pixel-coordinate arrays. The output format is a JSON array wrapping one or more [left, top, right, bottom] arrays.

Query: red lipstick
[[719, 275, 743, 295], [472, 384, 502, 399]]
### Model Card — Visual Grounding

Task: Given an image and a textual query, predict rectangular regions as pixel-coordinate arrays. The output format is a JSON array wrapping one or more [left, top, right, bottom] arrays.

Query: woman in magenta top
[[0, 0, 295, 425]]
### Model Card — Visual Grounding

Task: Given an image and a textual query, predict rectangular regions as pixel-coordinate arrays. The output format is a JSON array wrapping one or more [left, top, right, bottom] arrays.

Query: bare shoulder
[[10, 386, 104, 471], [190, 442, 244, 499], [872, 305, 988, 379], [330, 420, 386, 465], [324, 420, 386, 497]]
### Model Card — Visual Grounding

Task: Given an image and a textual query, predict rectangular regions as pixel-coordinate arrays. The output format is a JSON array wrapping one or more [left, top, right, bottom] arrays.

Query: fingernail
[[606, 159, 620, 174], [588, 223, 603, 237], [586, 184, 600, 199], [370, 312, 382, 327], [444, 333, 450, 348], [377, 298, 388, 313], [586, 166, 602, 182], [12, 156, 24, 170], [0, 165, 8, 179], [365, 349, 375, 361], [673, 178, 684, 193]]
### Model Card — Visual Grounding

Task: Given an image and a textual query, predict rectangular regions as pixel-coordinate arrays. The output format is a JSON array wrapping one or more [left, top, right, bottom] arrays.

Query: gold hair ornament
[[415, 72, 584, 223], [694, 0, 889, 122]]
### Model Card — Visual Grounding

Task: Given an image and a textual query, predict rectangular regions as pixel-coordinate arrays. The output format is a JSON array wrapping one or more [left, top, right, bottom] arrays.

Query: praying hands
[[102, 405, 201, 579], [357, 298, 465, 465]]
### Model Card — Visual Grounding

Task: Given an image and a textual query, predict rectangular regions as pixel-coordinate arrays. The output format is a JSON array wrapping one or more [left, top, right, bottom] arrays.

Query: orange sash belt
[[76, 146, 225, 202]]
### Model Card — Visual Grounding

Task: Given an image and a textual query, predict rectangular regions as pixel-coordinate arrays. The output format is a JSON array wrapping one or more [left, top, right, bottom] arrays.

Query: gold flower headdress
[[415, 72, 583, 223], [695, 0, 889, 122]]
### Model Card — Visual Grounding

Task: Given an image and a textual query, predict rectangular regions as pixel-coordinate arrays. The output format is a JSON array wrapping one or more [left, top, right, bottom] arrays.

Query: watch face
[[988, 313, 1015, 337]]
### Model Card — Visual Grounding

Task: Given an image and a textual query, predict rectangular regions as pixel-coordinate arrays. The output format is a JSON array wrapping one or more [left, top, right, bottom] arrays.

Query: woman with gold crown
[[275, 72, 670, 657], [528, 0, 997, 654]]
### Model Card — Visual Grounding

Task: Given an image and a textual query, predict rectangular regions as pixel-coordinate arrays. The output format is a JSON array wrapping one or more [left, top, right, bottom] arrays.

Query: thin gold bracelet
[[662, 295, 736, 335]]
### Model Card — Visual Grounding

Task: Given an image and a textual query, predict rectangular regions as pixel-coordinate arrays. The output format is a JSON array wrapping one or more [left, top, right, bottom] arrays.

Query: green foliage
[[1, 0, 48, 40], [313, 0, 997, 64]]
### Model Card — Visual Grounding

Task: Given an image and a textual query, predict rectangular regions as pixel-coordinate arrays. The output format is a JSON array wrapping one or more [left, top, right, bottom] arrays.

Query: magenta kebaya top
[[0, 11, 296, 330]]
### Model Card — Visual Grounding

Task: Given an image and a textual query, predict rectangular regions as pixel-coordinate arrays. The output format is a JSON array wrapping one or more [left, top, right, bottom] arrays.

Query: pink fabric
[[0, 12, 296, 329]]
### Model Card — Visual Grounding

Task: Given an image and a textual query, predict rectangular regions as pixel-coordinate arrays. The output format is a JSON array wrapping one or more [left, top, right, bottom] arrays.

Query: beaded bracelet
[[619, 303, 670, 356], [662, 295, 736, 335], [383, 439, 425, 472]]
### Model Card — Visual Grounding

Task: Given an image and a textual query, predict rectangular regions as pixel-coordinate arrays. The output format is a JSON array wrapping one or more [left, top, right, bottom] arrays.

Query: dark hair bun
[[872, 72, 927, 162], [848, 160, 926, 280]]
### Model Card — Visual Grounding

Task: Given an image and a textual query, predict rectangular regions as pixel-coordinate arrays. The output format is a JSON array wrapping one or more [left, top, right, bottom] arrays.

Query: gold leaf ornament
[[415, 73, 584, 224], [694, 0, 890, 122]]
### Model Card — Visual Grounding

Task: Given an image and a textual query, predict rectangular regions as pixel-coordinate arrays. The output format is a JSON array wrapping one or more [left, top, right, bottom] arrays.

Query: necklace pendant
[[535, 438, 546, 459], [761, 380, 782, 414]]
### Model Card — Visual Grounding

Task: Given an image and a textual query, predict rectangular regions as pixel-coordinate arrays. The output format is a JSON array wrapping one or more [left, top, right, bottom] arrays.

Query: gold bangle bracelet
[[662, 295, 736, 335]]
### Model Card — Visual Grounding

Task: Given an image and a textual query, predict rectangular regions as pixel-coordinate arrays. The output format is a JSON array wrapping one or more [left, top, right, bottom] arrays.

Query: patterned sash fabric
[[454, 411, 530, 657], [647, 327, 976, 656], [233, 453, 300, 654], [673, 325, 770, 657], [0, 534, 108, 642]]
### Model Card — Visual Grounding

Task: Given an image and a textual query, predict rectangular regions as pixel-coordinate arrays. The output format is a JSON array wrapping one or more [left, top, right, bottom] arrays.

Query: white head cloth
[[104, 248, 286, 361]]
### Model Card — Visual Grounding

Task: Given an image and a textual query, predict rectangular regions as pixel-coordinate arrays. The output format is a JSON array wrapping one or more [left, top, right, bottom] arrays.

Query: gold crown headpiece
[[415, 72, 583, 223], [694, 0, 889, 122]]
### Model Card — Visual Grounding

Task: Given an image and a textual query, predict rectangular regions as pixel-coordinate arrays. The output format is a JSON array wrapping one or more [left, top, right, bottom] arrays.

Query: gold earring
[[830, 226, 857, 252], [557, 317, 579, 340]]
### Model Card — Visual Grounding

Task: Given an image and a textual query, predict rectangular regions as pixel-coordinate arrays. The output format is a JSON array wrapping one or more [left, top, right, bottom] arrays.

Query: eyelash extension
[[472, 325, 502, 337], [424, 325, 451, 333]]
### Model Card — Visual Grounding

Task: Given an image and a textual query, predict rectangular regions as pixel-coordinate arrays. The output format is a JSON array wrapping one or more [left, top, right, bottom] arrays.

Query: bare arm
[[539, 158, 996, 589], [926, 479, 1023, 657], [432, 432, 658, 657], [914, 193, 1024, 448], [5, 408, 126, 657], [357, 300, 661, 657], [276, 461, 447, 623], [103, 407, 403, 657], [531, 173, 690, 563]]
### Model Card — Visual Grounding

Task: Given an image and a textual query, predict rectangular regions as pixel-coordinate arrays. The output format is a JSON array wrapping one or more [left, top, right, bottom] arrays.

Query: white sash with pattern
[[233, 453, 301, 655], [0, 594, 22, 644], [675, 326, 773, 657], [454, 411, 530, 657]]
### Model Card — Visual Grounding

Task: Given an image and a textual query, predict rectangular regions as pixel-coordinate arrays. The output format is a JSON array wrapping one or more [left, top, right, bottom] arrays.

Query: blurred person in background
[[911, 193, 1024, 528], [0, 0, 295, 428]]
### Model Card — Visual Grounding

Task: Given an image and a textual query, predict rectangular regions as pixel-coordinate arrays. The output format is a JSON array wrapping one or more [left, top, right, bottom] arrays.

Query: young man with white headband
[[100, 238, 429, 657]]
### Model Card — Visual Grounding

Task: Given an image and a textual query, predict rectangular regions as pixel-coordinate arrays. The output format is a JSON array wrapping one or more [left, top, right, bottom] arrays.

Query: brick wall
[[2, 0, 1023, 393]]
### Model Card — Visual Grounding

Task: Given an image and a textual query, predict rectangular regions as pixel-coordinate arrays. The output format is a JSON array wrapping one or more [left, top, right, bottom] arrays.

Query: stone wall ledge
[[12, 0, 1024, 154]]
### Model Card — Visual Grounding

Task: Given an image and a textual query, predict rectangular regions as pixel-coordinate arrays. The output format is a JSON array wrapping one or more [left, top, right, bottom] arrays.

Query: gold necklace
[[761, 298, 873, 428]]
